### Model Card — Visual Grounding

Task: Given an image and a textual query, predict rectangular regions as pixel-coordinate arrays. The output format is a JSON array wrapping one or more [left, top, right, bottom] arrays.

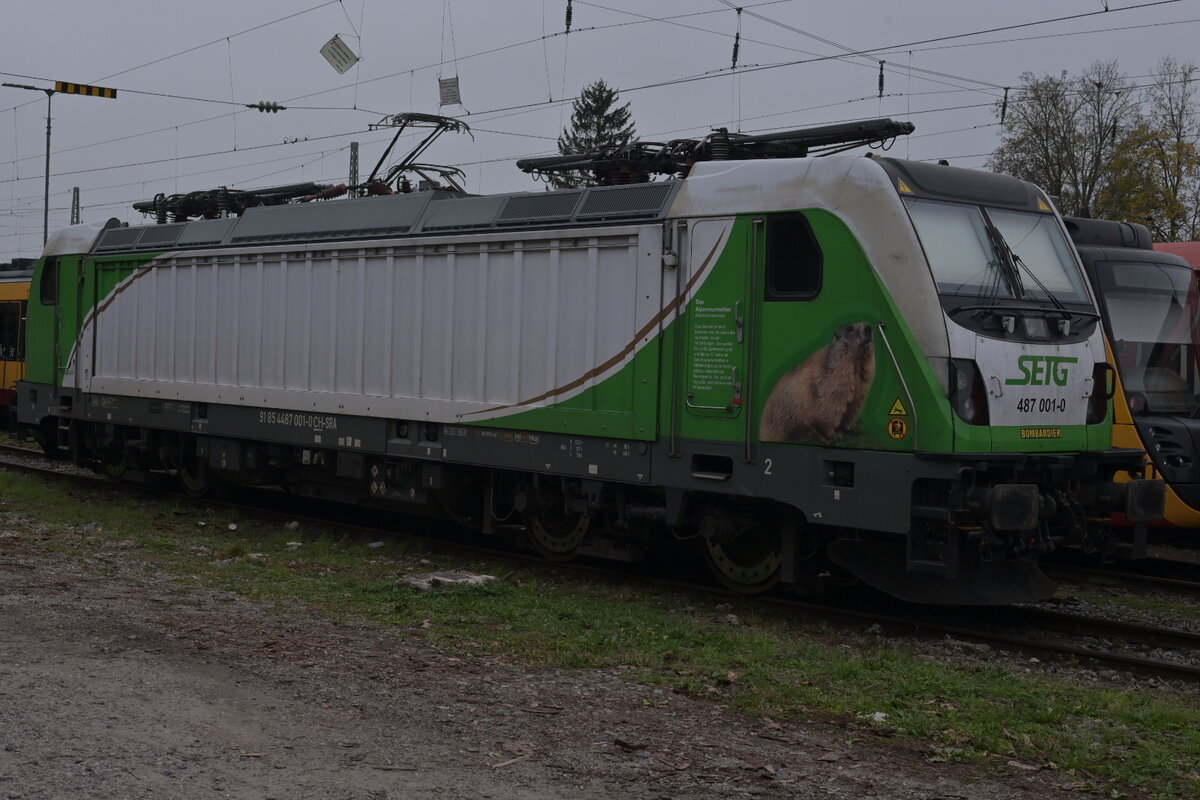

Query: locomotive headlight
[[1126, 391, 1148, 417], [949, 359, 990, 425]]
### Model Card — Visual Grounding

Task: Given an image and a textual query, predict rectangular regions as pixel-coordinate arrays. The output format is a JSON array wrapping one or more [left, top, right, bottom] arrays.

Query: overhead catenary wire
[[731, 7, 742, 70], [347, 0, 368, 110], [0, 1, 345, 116], [711, 0, 1004, 94], [0, 71, 1187, 221], [0, 0, 1192, 250], [620, 1, 1184, 96], [3, 62, 1194, 207], [226, 38, 238, 151], [4, 0, 1169, 176], [1, 1, 1186, 131], [541, 0, 554, 102]]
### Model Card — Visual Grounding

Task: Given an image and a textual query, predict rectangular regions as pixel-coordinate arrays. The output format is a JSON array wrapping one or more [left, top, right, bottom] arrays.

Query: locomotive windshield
[[1094, 260, 1200, 414], [905, 198, 1090, 305]]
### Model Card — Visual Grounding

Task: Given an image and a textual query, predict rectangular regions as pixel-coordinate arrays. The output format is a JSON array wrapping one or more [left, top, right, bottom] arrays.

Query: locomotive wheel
[[702, 523, 783, 595], [525, 486, 591, 561], [177, 453, 210, 497], [100, 449, 130, 482]]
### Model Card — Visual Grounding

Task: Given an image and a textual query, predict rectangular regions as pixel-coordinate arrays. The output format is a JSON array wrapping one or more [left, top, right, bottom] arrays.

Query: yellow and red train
[[0, 259, 33, 424]]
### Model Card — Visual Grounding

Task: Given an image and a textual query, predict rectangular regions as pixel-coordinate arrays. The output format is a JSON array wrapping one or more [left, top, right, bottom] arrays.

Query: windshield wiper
[[981, 218, 1025, 300], [983, 215, 1084, 330], [1010, 251, 1069, 313]]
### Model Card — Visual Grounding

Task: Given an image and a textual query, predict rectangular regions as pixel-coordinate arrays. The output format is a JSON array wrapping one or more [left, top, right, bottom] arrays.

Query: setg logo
[[1005, 355, 1078, 387]]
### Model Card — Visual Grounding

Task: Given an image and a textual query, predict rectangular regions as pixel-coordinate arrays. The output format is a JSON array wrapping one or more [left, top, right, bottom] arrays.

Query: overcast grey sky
[[3, 0, 1198, 257]]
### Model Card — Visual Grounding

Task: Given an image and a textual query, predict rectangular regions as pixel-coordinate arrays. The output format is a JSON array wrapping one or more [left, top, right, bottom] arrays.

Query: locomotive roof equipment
[[517, 118, 915, 185]]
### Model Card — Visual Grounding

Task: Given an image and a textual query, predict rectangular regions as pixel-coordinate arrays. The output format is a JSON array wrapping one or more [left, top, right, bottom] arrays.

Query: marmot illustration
[[759, 322, 876, 444]]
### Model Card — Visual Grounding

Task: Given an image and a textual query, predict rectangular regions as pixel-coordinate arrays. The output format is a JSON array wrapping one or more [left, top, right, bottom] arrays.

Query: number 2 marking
[[763, 458, 773, 476]]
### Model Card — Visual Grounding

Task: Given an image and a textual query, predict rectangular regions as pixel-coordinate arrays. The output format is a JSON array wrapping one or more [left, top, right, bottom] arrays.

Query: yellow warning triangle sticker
[[1037, 197, 1053, 212], [889, 398, 908, 416], [897, 179, 914, 195]]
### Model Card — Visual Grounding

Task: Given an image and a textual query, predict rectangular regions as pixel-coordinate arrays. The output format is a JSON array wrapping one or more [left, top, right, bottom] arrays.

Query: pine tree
[[551, 80, 636, 189]]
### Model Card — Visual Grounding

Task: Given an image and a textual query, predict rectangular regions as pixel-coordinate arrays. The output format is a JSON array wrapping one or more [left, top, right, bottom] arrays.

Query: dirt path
[[0, 550, 1095, 799]]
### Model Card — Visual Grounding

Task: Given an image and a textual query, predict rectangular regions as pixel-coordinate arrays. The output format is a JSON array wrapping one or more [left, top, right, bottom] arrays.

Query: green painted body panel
[[24, 263, 56, 385], [27, 254, 150, 386], [749, 210, 950, 453]]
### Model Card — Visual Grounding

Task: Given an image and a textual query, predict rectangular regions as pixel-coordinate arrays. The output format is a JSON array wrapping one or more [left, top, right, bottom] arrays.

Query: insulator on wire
[[565, 0, 573, 34], [1001, 87, 1009, 124], [249, 100, 286, 113], [732, 8, 742, 70], [878, 62, 885, 98]]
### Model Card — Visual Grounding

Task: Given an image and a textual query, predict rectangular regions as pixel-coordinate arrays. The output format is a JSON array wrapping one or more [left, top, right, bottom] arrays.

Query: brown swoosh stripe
[[70, 255, 166, 367], [462, 232, 727, 416]]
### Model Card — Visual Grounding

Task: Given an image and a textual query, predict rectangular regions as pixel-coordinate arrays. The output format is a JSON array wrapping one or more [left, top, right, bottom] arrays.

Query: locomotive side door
[[679, 217, 751, 442]]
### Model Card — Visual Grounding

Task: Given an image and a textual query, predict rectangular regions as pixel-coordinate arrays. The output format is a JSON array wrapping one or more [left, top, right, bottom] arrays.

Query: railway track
[[1046, 563, 1200, 597], [756, 598, 1200, 685], [2, 442, 1199, 685]]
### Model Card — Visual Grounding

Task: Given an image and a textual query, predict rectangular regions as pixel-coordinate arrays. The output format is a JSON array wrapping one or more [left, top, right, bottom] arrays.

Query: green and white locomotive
[[16, 117, 1163, 604]]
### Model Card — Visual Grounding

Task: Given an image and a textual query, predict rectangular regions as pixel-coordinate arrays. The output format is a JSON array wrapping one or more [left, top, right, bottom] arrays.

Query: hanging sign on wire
[[320, 35, 360, 74]]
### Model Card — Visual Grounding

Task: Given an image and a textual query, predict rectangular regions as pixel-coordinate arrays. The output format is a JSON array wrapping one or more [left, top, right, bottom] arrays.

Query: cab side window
[[764, 214, 822, 301], [39, 257, 58, 306]]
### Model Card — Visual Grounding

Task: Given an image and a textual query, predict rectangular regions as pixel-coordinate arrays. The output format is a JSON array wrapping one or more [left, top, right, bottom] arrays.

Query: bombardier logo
[[1005, 355, 1078, 387]]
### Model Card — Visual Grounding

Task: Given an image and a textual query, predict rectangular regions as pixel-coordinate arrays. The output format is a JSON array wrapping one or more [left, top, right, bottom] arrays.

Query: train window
[[0, 301, 23, 360], [39, 257, 58, 305], [764, 214, 822, 301]]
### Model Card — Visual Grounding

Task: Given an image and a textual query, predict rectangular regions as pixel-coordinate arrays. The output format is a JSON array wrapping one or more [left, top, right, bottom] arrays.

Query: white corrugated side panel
[[214, 259, 238, 387], [308, 254, 336, 393], [194, 261, 217, 386], [259, 256, 286, 389], [82, 224, 664, 422], [169, 263, 195, 383], [484, 249, 517, 405], [282, 257, 311, 392], [236, 256, 264, 390]]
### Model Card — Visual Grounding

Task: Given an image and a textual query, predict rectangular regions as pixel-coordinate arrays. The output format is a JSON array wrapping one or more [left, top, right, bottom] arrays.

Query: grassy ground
[[2, 469, 1198, 798]]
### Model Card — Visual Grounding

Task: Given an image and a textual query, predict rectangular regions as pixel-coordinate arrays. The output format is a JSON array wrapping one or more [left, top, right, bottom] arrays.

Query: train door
[[677, 217, 752, 446], [752, 209, 913, 454]]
